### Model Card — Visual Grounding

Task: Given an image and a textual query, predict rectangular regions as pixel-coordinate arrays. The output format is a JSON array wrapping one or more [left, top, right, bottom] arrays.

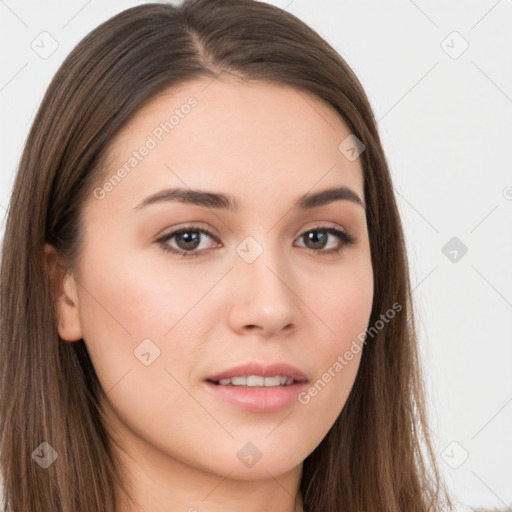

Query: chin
[[201, 436, 308, 481]]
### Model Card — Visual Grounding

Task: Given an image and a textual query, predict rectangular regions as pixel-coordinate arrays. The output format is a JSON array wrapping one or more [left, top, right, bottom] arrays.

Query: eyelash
[[156, 223, 356, 259]]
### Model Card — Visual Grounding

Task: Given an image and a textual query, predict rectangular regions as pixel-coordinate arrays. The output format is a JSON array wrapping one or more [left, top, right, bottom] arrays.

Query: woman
[[0, 1, 455, 511]]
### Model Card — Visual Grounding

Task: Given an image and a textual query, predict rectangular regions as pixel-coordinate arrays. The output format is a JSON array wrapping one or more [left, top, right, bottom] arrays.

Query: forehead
[[95, 76, 365, 212]]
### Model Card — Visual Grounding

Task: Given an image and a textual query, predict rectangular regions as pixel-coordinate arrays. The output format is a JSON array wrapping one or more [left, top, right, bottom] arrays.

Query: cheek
[[78, 246, 205, 337], [75, 248, 206, 446], [295, 256, 373, 432], [307, 255, 374, 355], [75, 244, 223, 389]]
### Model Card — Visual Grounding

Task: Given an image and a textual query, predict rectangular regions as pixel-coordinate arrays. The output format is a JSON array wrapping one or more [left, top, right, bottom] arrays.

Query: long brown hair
[[0, 1, 455, 510]]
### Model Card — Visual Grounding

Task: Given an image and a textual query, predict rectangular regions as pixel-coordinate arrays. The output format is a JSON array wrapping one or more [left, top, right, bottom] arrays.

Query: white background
[[0, 1, 511, 510]]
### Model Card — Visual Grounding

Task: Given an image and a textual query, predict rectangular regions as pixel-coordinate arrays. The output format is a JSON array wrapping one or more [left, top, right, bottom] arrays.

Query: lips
[[203, 362, 309, 413], [205, 362, 309, 384]]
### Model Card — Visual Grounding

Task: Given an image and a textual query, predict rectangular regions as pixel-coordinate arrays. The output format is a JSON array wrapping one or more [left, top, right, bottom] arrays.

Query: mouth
[[208, 375, 299, 387], [203, 362, 309, 413]]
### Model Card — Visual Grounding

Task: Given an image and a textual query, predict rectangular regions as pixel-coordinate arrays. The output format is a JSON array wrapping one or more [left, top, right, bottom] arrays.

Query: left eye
[[156, 225, 355, 257], [295, 227, 355, 253]]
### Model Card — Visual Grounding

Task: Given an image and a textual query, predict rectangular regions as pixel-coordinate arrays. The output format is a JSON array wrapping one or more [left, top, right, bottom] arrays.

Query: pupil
[[177, 231, 200, 250], [306, 231, 326, 249]]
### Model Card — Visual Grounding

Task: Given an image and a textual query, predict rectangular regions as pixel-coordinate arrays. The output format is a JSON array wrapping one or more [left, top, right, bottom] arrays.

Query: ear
[[44, 244, 83, 342]]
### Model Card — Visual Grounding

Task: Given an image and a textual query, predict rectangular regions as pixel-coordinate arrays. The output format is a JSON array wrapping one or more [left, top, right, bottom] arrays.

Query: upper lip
[[206, 362, 309, 383]]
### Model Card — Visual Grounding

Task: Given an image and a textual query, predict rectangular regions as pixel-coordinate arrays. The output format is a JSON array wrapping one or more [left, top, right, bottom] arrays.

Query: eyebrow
[[133, 185, 365, 211]]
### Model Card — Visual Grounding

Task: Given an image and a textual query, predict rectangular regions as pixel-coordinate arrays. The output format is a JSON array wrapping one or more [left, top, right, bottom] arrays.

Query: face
[[51, 76, 373, 484]]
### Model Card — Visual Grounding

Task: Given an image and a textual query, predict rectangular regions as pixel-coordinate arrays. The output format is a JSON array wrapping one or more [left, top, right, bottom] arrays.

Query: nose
[[227, 243, 301, 337]]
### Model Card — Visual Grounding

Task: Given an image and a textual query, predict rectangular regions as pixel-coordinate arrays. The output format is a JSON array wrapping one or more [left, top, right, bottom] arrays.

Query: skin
[[45, 75, 374, 512]]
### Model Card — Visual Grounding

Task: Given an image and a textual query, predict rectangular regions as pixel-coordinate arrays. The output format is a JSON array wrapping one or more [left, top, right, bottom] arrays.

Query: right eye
[[156, 225, 222, 257]]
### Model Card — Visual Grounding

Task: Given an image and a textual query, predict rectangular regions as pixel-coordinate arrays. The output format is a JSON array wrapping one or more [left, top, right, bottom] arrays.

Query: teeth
[[216, 375, 295, 387], [246, 375, 263, 386]]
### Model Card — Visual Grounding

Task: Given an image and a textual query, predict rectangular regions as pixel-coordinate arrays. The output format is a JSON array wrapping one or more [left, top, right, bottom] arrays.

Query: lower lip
[[204, 380, 308, 413]]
